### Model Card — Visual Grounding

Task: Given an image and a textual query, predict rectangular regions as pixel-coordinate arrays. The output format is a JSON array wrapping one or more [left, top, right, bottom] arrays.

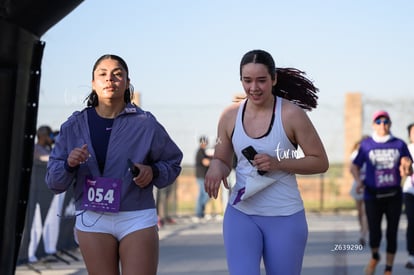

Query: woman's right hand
[[204, 159, 230, 199], [67, 144, 90, 167], [356, 181, 364, 194]]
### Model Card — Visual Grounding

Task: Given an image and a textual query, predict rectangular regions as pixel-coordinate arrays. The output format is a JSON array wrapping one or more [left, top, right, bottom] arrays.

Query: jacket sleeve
[[45, 124, 77, 194], [148, 120, 183, 189]]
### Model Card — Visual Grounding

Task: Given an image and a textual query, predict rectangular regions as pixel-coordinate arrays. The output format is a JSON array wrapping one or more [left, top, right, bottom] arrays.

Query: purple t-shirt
[[353, 136, 411, 199]]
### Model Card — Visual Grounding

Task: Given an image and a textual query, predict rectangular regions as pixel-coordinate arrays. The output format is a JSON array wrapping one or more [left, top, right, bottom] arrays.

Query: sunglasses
[[374, 119, 390, 125]]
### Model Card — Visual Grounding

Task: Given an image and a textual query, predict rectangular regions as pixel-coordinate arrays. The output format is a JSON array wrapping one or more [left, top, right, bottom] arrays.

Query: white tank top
[[230, 97, 304, 216]]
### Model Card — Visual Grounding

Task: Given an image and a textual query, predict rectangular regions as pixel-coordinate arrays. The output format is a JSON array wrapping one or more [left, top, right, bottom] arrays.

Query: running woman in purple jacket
[[46, 54, 183, 275]]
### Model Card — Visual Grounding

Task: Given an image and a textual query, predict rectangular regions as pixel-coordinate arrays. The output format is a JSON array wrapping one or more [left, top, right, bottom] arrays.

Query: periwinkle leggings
[[223, 205, 308, 275]]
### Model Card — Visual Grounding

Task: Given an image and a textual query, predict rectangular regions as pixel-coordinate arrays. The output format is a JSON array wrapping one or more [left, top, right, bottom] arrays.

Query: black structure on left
[[0, 1, 83, 274]]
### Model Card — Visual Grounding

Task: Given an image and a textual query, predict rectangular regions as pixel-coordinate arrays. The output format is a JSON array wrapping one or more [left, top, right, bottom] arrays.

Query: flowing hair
[[84, 54, 134, 107], [240, 49, 319, 111]]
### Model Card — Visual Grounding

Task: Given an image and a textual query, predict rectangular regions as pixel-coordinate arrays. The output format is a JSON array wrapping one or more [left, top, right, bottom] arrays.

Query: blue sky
[[37, 0, 414, 165]]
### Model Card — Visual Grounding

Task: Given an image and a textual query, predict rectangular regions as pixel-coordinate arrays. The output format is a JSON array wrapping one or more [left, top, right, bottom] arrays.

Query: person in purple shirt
[[46, 54, 183, 275], [351, 110, 413, 275]]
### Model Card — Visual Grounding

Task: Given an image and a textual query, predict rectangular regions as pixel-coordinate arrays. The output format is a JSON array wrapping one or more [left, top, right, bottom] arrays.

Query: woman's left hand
[[253, 153, 276, 173], [132, 164, 153, 188]]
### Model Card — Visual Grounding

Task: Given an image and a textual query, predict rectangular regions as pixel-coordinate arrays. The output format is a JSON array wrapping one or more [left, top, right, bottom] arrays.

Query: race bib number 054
[[82, 176, 122, 212]]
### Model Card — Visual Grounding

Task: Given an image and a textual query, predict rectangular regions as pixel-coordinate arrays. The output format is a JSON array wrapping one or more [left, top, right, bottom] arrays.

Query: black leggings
[[365, 193, 402, 254], [404, 193, 414, 255]]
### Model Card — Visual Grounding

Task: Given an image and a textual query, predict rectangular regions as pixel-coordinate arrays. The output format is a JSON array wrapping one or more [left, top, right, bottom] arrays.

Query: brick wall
[[343, 92, 363, 188]]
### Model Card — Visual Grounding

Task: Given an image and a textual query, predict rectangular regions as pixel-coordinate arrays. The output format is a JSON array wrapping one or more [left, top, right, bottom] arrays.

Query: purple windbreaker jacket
[[46, 104, 183, 211]]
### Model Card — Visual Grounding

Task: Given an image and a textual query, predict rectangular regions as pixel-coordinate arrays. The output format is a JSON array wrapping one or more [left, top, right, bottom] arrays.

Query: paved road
[[15, 211, 414, 274]]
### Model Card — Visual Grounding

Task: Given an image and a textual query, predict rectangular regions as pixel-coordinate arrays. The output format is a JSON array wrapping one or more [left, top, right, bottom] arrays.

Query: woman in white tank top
[[205, 49, 329, 275]]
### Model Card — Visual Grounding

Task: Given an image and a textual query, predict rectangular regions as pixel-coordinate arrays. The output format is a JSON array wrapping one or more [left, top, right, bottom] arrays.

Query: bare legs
[[77, 226, 159, 275]]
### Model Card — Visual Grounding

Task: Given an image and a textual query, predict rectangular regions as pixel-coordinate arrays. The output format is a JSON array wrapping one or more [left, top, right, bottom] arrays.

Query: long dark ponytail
[[84, 54, 134, 107], [240, 50, 318, 111]]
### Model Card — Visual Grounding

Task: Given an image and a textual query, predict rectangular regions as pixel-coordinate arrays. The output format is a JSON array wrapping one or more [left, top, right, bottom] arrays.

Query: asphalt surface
[[14, 211, 414, 275]]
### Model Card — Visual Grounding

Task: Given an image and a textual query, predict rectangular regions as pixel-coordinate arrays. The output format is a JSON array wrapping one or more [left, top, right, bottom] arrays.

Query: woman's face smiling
[[241, 63, 276, 103], [92, 58, 129, 103]]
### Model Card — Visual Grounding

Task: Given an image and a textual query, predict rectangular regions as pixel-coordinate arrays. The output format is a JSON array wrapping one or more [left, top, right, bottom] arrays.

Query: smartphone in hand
[[128, 159, 140, 177], [241, 146, 266, 175]]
